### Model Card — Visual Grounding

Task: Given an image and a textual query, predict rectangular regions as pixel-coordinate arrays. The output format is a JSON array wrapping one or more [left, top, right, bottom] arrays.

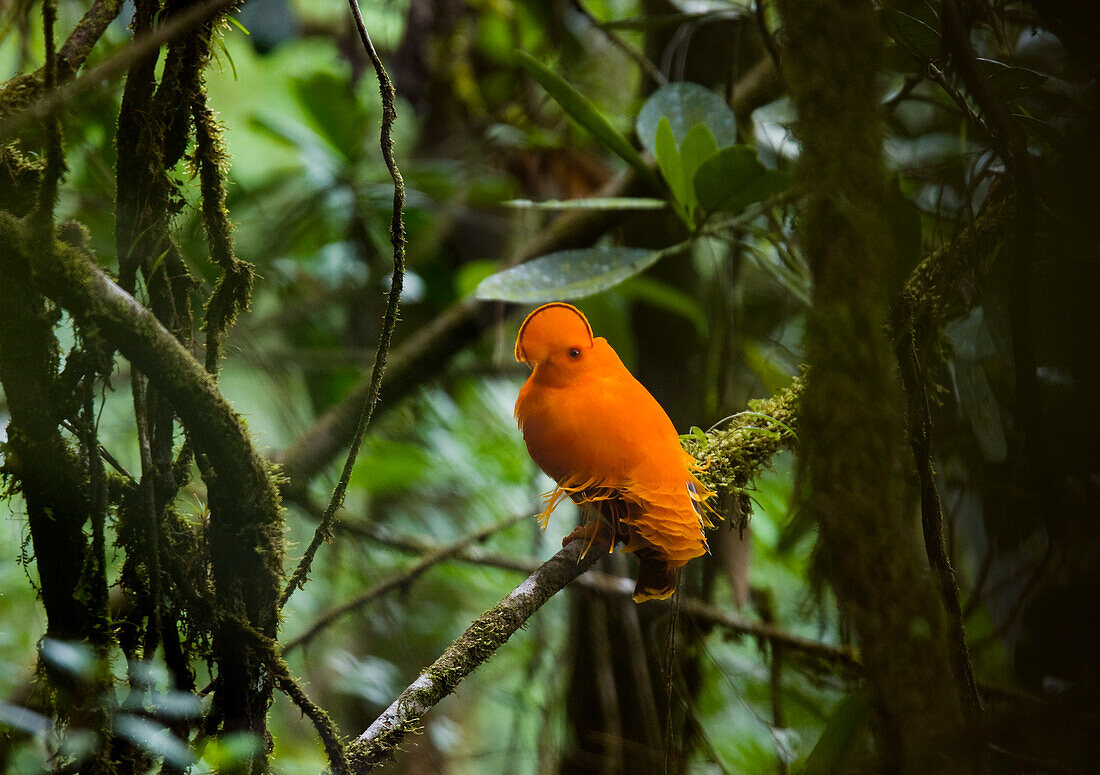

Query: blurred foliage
[[0, 0, 1097, 773]]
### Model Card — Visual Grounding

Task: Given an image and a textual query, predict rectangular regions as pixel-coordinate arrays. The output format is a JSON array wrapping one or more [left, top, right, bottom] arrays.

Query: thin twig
[[573, 0, 667, 86], [358, 528, 859, 667], [235, 618, 350, 775], [284, 515, 526, 653], [280, 0, 407, 608], [895, 304, 982, 721]]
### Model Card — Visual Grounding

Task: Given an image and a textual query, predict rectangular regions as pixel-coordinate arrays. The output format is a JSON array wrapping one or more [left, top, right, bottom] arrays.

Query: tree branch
[[0, 211, 284, 752], [56, 0, 125, 81], [345, 541, 601, 772]]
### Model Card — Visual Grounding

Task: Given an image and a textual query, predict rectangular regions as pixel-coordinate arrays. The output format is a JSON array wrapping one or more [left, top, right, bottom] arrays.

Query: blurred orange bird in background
[[514, 302, 717, 602]]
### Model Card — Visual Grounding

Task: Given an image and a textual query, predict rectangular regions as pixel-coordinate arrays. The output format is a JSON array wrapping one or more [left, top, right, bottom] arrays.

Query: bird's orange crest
[[514, 302, 593, 364]]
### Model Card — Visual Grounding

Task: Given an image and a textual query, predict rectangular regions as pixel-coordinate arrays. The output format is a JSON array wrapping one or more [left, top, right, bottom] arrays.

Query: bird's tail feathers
[[632, 557, 677, 602]]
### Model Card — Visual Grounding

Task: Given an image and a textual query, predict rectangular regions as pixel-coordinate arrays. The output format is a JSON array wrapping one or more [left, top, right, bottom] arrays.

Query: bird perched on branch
[[513, 302, 717, 602]]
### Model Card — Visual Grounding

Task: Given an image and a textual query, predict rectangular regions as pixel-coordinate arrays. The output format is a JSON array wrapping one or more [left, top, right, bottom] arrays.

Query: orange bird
[[513, 302, 716, 602]]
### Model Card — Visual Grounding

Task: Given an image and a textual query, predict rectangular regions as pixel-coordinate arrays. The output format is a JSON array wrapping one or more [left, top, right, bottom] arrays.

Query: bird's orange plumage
[[513, 302, 716, 602]]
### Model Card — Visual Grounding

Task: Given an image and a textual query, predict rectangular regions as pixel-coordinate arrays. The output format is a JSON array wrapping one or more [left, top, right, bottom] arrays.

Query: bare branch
[[57, 0, 125, 80]]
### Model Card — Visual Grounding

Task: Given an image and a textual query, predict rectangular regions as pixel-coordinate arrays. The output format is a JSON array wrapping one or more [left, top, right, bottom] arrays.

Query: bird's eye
[[568, 347, 581, 359]]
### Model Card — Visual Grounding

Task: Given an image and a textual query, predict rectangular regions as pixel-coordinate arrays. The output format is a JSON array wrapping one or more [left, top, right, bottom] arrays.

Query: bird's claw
[[561, 521, 613, 554]]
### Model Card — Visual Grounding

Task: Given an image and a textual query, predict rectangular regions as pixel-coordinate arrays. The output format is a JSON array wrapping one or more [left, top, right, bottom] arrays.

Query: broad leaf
[[654, 118, 687, 207], [516, 51, 657, 186], [636, 82, 737, 154], [694, 145, 791, 214], [800, 691, 870, 775], [474, 246, 667, 302], [679, 122, 719, 211], [977, 58, 1048, 98], [503, 197, 667, 211], [881, 9, 941, 60]]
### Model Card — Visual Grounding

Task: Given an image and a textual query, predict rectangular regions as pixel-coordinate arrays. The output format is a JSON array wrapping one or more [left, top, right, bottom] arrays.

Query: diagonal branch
[[346, 540, 601, 772]]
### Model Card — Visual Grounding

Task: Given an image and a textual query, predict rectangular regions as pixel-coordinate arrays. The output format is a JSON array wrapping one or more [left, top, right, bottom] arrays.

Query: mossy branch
[[345, 541, 602, 772], [234, 618, 350, 775], [56, 0, 125, 80], [191, 89, 253, 374], [280, 1, 407, 608], [686, 378, 802, 503], [0, 0, 237, 142], [0, 211, 284, 752]]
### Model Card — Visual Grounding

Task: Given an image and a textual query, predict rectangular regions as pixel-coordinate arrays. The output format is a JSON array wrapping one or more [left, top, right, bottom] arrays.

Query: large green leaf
[[679, 122, 719, 213], [503, 197, 667, 211], [881, 9, 942, 60], [516, 51, 657, 186], [694, 145, 792, 214], [636, 82, 737, 154], [800, 691, 870, 775], [654, 118, 686, 207], [474, 246, 669, 302], [976, 58, 1048, 99]]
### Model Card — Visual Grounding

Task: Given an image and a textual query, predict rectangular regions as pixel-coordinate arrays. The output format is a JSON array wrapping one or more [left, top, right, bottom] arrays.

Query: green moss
[[685, 377, 802, 510]]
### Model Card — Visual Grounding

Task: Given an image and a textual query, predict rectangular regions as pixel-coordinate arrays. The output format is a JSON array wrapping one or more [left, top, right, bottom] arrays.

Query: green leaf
[[636, 82, 738, 154], [474, 246, 671, 302], [291, 71, 366, 163], [1013, 113, 1063, 147], [881, 9, 942, 60], [516, 51, 657, 185], [227, 15, 251, 35], [679, 122, 719, 211], [503, 197, 667, 211], [654, 117, 687, 208], [800, 691, 870, 775], [694, 145, 792, 214], [977, 58, 1048, 98], [679, 123, 719, 179]]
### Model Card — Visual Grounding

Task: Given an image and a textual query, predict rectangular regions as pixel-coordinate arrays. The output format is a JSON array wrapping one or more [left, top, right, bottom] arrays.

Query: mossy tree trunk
[[773, 0, 967, 771]]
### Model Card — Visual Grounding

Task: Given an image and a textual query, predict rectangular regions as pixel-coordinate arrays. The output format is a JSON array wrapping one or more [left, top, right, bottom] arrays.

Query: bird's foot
[[561, 520, 614, 556]]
